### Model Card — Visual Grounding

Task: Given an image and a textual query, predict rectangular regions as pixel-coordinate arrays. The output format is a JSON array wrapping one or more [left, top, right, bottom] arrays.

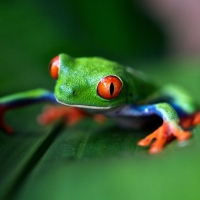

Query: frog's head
[[49, 53, 131, 110]]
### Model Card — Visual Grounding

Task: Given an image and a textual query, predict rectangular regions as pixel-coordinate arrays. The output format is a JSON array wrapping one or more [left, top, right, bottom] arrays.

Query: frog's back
[[124, 66, 158, 104]]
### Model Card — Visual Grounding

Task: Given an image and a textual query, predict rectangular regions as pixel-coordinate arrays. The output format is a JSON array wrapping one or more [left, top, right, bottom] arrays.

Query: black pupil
[[110, 82, 114, 96]]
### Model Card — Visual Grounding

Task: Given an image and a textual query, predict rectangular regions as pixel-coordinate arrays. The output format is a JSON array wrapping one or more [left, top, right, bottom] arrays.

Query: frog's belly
[[112, 114, 163, 130]]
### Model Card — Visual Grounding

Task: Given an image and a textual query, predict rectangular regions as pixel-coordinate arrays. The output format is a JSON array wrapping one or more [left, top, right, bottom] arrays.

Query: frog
[[0, 53, 200, 154]]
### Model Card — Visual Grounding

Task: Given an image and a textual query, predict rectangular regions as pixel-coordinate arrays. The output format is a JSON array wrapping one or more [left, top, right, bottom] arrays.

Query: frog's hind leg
[[179, 112, 200, 129], [160, 85, 200, 129]]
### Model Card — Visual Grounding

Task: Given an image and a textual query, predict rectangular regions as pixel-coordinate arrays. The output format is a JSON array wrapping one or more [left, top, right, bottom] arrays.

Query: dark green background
[[1, 1, 200, 200], [0, 0, 164, 94]]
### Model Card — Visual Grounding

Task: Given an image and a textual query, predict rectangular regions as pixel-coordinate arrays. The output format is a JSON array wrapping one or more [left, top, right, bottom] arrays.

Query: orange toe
[[180, 112, 200, 129], [138, 121, 191, 154], [193, 112, 200, 126], [38, 105, 86, 125]]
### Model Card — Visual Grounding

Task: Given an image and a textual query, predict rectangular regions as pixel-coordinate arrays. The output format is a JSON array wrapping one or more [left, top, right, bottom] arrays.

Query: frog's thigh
[[160, 84, 198, 114]]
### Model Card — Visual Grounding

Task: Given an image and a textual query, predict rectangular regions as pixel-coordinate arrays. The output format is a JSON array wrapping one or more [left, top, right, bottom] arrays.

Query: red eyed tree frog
[[0, 53, 200, 154]]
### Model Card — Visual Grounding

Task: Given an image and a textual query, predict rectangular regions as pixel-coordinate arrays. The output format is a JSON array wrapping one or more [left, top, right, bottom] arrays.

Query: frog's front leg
[[0, 89, 56, 134], [117, 103, 191, 154]]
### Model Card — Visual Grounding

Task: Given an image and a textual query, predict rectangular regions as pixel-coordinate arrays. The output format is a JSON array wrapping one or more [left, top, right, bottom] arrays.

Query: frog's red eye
[[97, 75, 122, 100], [49, 56, 60, 79]]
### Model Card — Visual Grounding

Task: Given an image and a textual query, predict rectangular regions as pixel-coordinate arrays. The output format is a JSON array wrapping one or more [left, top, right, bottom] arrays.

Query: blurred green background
[[1, 1, 200, 200], [0, 0, 164, 94]]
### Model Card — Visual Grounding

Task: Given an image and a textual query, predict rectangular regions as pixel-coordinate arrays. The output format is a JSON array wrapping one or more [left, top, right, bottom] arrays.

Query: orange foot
[[0, 117, 13, 134], [138, 121, 191, 154], [38, 105, 106, 126], [180, 112, 200, 129], [0, 106, 13, 134]]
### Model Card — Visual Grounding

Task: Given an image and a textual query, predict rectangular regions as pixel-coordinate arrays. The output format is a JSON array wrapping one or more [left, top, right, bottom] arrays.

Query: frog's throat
[[56, 98, 112, 110]]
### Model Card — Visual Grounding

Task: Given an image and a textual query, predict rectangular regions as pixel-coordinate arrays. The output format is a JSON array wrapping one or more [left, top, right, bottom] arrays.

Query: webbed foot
[[138, 121, 191, 154], [180, 112, 200, 129], [38, 105, 86, 126], [0, 106, 13, 134], [38, 105, 106, 126]]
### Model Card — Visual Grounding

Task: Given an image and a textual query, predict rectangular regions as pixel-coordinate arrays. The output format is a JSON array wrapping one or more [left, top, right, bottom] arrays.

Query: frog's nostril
[[72, 91, 77, 96]]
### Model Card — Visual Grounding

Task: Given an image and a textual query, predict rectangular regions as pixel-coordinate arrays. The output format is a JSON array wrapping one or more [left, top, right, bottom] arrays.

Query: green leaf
[[0, 61, 200, 200], [0, 2, 200, 199]]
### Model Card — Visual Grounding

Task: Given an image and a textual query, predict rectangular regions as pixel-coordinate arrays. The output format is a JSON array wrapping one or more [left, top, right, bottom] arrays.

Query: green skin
[[55, 54, 156, 109], [55, 54, 197, 119], [0, 53, 199, 153]]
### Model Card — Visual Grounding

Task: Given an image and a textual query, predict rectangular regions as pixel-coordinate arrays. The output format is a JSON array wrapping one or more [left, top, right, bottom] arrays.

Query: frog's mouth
[[56, 98, 113, 110]]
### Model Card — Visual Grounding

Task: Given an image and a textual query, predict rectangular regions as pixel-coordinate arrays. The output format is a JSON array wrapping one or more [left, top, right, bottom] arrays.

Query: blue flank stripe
[[170, 103, 189, 118], [130, 103, 189, 121], [2, 92, 57, 109]]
